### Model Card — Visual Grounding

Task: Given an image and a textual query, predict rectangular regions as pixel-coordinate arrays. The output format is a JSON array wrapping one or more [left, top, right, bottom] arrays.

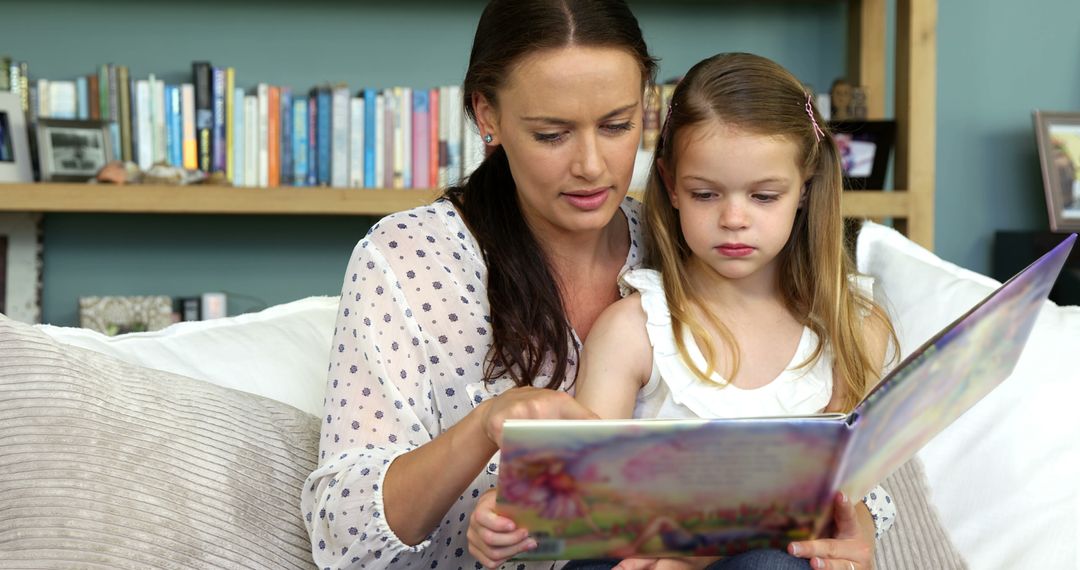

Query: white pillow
[[36, 295, 338, 417], [857, 222, 1080, 570]]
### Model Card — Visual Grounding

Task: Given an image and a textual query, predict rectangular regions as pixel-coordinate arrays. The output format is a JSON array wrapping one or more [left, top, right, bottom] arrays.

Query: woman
[[302, 2, 654, 568]]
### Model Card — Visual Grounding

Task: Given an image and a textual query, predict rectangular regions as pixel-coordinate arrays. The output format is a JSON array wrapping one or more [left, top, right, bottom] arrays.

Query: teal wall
[[8, 0, 1078, 325], [935, 0, 1080, 272]]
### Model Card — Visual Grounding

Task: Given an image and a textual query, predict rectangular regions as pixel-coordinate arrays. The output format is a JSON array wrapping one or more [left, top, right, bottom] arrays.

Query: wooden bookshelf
[[0, 183, 910, 218]]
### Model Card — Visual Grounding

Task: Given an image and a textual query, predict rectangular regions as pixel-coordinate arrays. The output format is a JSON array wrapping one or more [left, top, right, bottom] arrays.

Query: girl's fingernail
[[814, 557, 826, 569], [789, 543, 800, 556], [526, 540, 538, 550]]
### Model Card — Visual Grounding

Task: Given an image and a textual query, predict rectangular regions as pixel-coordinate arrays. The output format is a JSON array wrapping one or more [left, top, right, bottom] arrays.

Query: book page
[[498, 417, 847, 560], [836, 235, 1073, 498]]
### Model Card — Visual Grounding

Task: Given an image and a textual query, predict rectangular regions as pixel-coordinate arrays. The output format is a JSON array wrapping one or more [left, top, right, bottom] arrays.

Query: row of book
[[3, 57, 681, 188], [3, 59, 487, 189]]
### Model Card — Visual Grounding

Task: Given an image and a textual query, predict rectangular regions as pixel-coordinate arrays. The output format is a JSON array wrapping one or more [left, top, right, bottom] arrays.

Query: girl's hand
[[788, 492, 875, 569], [477, 386, 598, 448], [467, 489, 536, 568]]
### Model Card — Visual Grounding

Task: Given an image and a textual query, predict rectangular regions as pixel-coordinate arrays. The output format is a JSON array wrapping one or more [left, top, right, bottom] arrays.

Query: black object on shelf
[[994, 231, 1080, 305]]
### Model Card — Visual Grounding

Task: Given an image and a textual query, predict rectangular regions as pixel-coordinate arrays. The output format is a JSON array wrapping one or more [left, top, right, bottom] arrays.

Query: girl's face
[[664, 121, 805, 284], [474, 46, 643, 238]]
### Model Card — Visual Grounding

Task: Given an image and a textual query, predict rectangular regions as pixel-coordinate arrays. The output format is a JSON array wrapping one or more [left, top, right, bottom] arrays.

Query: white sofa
[[0, 222, 1076, 569]]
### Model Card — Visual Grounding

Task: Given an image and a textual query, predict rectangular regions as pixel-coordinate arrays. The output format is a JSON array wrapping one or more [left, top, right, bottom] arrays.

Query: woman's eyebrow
[[521, 102, 639, 125]]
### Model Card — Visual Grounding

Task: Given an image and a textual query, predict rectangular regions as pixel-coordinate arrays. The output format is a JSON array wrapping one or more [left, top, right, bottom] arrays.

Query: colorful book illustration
[[497, 234, 1076, 561]]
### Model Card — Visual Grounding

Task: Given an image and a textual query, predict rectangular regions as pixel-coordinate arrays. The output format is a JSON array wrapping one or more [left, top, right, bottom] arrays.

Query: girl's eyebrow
[[521, 102, 639, 125], [680, 175, 793, 186]]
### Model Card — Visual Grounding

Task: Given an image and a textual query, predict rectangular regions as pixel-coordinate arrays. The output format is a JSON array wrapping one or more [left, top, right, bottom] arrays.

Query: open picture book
[[496, 234, 1076, 561]]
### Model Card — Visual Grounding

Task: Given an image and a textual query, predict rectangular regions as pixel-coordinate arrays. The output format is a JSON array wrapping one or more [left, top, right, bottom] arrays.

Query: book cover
[[498, 234, 1077, 560]]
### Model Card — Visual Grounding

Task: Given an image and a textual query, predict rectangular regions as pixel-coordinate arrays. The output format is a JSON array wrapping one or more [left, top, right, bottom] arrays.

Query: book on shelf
[[192, 61, 212, 173], [497, 234, 1077, 561]]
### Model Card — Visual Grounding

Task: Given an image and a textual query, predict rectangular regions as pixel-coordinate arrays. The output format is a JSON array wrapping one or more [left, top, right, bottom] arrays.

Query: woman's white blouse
[[301, 198, 644, 570]]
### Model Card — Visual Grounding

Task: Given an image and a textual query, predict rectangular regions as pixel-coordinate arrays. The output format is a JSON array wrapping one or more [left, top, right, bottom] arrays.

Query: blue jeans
[[561, 549, 811, 570]]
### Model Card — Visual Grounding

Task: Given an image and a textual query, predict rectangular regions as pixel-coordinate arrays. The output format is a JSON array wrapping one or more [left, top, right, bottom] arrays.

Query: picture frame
[[1033, 110, 1080, 232], [35, 118, 115, 182], [0, 213, 43, 324], [0, 91, 34, 183], [828, 120, 896, 190], [78, 295, 174, 336]]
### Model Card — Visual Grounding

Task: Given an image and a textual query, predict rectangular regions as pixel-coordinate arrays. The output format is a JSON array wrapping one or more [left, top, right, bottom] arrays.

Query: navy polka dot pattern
[[302, 198, 643, 569]]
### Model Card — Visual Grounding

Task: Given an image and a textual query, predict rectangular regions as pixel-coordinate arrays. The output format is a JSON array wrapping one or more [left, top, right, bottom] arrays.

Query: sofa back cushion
[[0, 314, 319, 569]]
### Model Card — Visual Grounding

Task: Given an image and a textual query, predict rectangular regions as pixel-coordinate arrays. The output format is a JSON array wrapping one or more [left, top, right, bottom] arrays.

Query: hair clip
[[805, 94, 825, 143]]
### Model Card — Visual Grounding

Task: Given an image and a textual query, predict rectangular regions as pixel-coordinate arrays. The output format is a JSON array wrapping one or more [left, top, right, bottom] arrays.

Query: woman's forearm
[[383, 405, 499, 545]]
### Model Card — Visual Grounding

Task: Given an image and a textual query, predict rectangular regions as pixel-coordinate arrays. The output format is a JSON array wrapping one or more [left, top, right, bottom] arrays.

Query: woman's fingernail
[[789, 543, 800, 556], [526, 540, 538, 550], [814, 557, 826, 569]]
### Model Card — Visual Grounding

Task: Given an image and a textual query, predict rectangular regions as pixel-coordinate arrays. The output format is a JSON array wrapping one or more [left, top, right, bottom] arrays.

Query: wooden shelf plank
[[0, 183, 443, 215], [0, 183, 914, 218]]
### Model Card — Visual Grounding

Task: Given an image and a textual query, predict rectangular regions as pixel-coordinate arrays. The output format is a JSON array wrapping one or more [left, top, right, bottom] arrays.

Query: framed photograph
[[0, 92, 34, 183], [35, 118, 115, 182], [1033, 110, 1080, 232], [0, 213, 43, 324], [829, 120, 896, 190]]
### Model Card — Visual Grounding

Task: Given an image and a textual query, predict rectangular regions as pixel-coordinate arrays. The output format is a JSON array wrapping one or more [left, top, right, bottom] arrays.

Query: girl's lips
[[716, 244, 754, 257], [562, 189, 609, 211]]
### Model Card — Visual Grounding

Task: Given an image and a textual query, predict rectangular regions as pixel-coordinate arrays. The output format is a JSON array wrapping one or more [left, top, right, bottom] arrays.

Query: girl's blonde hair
[[644, 52, 897, 412]]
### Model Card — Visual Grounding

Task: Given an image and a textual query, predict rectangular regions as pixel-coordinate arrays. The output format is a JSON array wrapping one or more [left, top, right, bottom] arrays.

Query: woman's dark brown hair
[[443, 0, 657, 389]]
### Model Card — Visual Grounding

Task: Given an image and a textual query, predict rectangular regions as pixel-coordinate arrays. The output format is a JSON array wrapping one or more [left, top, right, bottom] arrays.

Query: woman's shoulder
[[354, 198, 478, 257]]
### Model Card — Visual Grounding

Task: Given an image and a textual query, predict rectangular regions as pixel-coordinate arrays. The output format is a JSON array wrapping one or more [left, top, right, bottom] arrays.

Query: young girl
[[571, 52, 900, 570]]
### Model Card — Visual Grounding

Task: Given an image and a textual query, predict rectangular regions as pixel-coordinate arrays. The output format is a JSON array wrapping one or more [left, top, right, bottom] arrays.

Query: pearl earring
[[483, 134, 493, 144]]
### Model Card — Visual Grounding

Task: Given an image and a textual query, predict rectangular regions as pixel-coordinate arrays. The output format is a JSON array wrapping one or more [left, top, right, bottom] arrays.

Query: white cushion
[[36, 295, 338, 417], [857, 222, 1080, 570]]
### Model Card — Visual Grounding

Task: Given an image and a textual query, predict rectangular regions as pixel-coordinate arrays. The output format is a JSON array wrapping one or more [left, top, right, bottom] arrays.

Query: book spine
[[244, 95, 258, 187], [279, 87, 292, 186], [400, 87, 411, 189], [363, 88, 376, 188], [117, 66, 133, 162], [642, 84, 660, 151], [87, 73, 100, 120], [75, 76, 88, 120], [293, 98, 308, 186], [437, 85, 448, 188], [374, 92, 385, 189], [170, 85, 183, 167], [107, 64, 119, 126], [181, 83, 197, 170], [412, 89, 429, 189], [36, 79, 49, 118], [446, 85, 463, 186], [98, 64, 109, 120], [348, 95, 364, 188], [193, 61, 212, 172], [331, 84, 349, 188], [164, 84, 176, 166], [153, 77, 167, 164], [233, 87, 244, 186], [211, 67, 226, 172], [306, 95, 317, 187], [316, 87, 331, 186], [391, 87, 403, 189], [225, 67, 235, 180], [427, 89, 437, 188], [268, 85, 280, 187], [135, 79, 153, 171], [256, 83, 268, 187]]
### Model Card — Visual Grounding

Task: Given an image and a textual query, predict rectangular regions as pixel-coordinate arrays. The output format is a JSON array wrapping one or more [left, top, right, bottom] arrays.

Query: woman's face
[[475, 46, 644, 238]]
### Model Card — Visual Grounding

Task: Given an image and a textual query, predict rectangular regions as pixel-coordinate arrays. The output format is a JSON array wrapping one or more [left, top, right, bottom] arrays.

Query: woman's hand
[[788, 492, 875, 569], [477, 386, 598, 448], [467, 489, 536, 569]]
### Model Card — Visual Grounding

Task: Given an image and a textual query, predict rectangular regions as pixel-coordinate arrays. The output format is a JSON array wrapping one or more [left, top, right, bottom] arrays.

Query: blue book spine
[[170, 85, 183, 167], [76, 77, 89, 120], [316, 88, 331, 186], [233, 87, 244, 186], [306, 96, 317, 187], [280, 87, 293, 186], [363, 87, 376, 188], [211, 67, 227, 172], [293, 98, 308, 186]]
